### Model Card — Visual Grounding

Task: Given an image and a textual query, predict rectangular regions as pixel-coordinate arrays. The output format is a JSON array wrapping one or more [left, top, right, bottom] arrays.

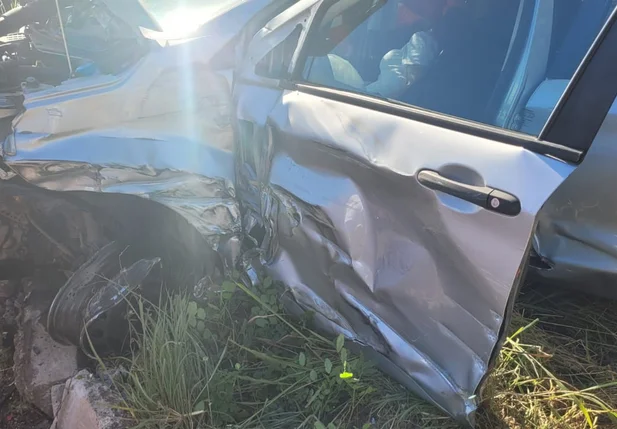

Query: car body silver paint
[[0, 0, 295, 245], [533, 95, 617, 298], [0, 0, 611, 425], [2, 35, 241, 244], [235, 82, 575, 423]]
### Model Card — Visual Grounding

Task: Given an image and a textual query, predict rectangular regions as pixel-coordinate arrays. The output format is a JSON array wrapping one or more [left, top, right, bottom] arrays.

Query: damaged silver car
[[1, 0, 617, 426]]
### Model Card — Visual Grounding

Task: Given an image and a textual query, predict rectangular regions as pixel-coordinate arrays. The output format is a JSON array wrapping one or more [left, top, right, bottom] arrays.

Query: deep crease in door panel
[[234, 88, 571, 424]]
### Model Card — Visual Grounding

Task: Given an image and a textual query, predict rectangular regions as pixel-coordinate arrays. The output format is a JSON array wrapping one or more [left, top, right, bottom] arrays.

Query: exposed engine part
[[0, 0, 58, 37], [24, 0, 147, 73], [0, 0, 149, 95]]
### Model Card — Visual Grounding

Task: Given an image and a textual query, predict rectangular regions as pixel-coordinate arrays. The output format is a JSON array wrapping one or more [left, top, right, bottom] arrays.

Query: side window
[[255, 26, 303, 79], [300, 0, 616, 136]]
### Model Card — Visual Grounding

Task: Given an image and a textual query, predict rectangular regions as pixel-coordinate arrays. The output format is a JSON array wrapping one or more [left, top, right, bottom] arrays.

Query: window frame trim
[[540, 4, 617, 153], [280, 81, 583, 163], [281, 0, 617, 164]]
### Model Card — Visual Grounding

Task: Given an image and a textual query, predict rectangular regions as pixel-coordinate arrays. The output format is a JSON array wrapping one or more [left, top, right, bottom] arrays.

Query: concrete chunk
[[54, 370, 130, 429], [51, 383, 66, 418], [13, 304, 78, 417]]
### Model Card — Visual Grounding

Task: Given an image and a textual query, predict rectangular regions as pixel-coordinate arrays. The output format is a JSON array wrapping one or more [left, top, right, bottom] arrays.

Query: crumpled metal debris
[[47, 241, 162, 357]]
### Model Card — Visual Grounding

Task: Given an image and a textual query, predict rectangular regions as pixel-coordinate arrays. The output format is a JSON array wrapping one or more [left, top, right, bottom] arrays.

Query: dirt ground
[[0, 298, 50, 429]]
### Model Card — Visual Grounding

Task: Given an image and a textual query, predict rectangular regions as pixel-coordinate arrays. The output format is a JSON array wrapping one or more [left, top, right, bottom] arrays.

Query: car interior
[[302, 0, 615, 133]]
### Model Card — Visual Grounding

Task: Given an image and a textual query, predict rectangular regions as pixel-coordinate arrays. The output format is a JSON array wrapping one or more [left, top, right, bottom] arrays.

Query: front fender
[[3, 130, 241, 242]]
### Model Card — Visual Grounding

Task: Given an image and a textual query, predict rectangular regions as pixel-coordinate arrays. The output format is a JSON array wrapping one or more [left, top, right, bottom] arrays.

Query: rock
[[96, 365, 129, 388], [53, 370, 130, 429], [13, 301, 78, 417], [51, 383, 65, 418]]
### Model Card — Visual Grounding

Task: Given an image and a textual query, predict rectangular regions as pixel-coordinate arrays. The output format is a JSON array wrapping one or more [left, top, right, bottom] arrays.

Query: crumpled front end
[[3, 134, 241, 246], [1, 35, 242, 247], [0, 33, 244, 355]]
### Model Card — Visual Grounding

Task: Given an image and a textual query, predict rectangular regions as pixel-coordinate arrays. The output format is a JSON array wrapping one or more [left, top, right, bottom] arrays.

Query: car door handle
[[417, 170, 521, 216]]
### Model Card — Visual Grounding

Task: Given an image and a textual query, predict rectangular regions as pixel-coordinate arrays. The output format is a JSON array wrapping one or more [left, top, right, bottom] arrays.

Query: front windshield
[[141, 0, 245, 35]]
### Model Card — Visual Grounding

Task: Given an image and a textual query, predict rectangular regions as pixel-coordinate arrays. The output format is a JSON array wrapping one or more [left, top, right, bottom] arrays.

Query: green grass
[[105, 278, 617, 429], [477, 287, 617, 429]]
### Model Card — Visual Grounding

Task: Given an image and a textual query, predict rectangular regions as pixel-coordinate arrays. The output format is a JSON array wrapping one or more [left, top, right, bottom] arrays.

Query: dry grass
[[478, 286, 617, 429], [108, 280, 617, 429]]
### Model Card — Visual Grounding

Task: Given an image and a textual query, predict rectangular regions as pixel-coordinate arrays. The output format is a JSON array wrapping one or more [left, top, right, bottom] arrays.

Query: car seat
[[399, 0, 522, 123]]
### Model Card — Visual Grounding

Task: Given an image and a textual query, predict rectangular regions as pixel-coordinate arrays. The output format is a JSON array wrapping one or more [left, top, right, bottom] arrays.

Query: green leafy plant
[[107, 277, 617, 429]]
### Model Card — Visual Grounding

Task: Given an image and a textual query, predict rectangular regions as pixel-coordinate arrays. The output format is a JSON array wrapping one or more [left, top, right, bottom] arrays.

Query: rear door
[[234, 0, 617, 424]]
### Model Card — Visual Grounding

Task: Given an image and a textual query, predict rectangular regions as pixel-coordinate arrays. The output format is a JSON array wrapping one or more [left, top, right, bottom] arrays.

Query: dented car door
[[235, 0, 617, 424]]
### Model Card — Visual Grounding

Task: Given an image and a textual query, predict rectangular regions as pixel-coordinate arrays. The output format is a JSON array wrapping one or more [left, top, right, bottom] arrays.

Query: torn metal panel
[[6, 156, 240, 241], [0, 0, 291, 247], [0, 0, 286, 360], [533, 95, 617, 298]]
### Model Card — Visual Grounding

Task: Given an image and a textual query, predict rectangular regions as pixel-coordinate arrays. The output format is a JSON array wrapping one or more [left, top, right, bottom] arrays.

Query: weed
[[477, 287, 617, 429], [110, 278, 617, 429]]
